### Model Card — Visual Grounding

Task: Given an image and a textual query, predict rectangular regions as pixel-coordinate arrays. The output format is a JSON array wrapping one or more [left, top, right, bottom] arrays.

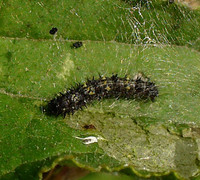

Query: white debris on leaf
[[75, 136, 104, 145]]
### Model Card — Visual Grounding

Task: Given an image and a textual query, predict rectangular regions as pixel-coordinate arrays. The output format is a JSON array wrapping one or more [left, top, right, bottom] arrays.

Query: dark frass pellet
[[83, 124, 96, 130], [45, 73, 158, 117], [72, 41, 83, 48], [49, 27, 58, 35]]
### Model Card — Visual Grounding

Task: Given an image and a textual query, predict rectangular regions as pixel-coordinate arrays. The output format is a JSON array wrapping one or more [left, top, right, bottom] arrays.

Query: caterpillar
[[45, 73, 158, 117]]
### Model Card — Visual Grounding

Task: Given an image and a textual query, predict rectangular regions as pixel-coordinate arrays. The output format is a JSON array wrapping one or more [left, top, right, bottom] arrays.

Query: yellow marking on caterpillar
[[126, 76, 130, 80], [83, 83, 87, 87], [105, 86, 111, 91], [126, 86, 131, 90], [102, 76, 106, 80], [89, 91, 95, 95], [104, 81, 107, 85]]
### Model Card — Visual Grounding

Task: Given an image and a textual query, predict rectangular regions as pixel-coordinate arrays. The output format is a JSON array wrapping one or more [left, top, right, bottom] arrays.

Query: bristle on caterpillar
[[45, 73, 158, 117]]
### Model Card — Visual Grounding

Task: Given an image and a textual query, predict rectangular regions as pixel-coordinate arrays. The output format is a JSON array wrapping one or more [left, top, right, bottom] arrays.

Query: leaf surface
[[0, 0, 200, 179]]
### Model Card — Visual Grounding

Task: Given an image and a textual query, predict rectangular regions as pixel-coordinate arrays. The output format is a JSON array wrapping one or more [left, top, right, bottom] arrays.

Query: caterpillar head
[[45, 95, 71, 117]]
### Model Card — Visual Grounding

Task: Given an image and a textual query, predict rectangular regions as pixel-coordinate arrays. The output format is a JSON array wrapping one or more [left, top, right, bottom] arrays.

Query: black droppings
[[71, 41, 83, 49], [49, 27, 58, 35]]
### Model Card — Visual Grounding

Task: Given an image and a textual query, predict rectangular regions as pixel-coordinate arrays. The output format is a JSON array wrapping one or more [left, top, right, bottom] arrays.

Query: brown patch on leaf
[[83, 124, 96, 130]]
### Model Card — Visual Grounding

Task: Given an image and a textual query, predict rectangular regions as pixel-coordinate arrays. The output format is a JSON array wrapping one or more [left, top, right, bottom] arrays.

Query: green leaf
[[0, 0, 200, 48], [0, 0, 200, 179]]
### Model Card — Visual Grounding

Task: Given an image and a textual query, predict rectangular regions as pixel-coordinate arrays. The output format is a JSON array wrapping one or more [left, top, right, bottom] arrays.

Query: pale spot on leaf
[[57, 53, 75, 79]]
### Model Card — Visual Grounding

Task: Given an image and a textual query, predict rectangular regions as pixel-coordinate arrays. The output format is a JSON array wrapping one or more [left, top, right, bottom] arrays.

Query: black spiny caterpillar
[[45, 73, 158, 117]]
